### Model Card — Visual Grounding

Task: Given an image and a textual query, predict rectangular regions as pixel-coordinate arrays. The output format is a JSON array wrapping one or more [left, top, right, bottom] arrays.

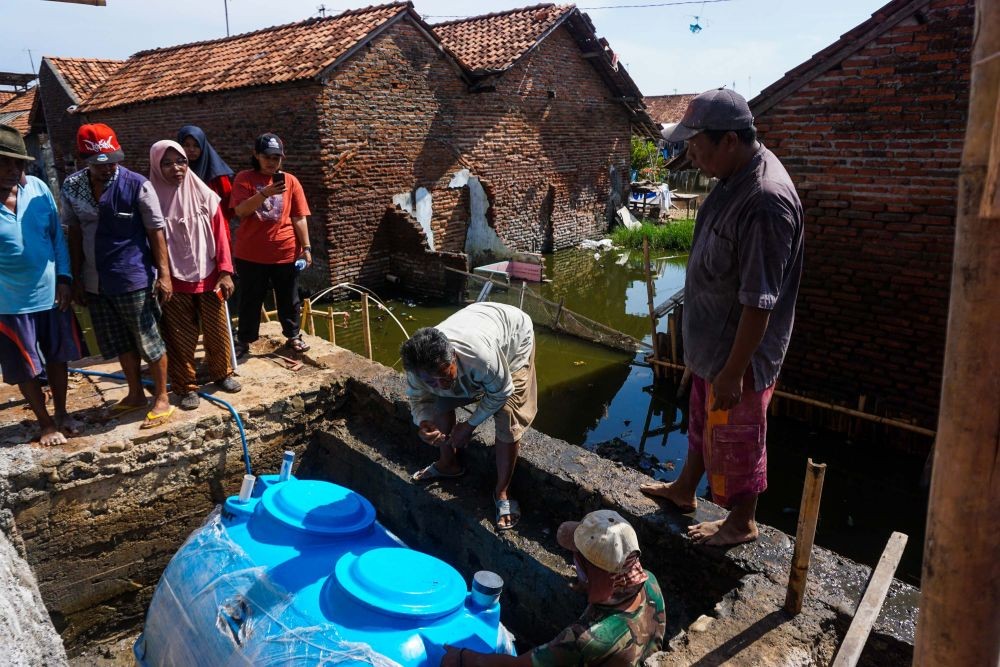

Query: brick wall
[[755, 0, 974, 430], [79, 81, 332, 286], [37, 62, 81, 183], [320, 18, 633, 292]]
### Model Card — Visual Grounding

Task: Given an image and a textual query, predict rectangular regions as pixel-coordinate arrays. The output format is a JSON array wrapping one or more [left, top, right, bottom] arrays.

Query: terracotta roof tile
[[45, 57, 124, 103], [643, 93, 698, 126], [0, 91, 17, 106], [0, 87, 36, 135], [433, 4, 574, 73], [79, 2, 410, 112]]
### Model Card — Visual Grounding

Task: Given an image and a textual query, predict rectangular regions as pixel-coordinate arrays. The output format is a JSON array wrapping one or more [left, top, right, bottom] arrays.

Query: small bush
[[610, 220, 695, 252]]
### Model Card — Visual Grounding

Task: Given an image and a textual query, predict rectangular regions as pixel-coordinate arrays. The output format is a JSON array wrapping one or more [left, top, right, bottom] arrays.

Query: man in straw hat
[[0, 124, 87, 445], [441, 510, 666, 666], [640, 88, 804, 546]]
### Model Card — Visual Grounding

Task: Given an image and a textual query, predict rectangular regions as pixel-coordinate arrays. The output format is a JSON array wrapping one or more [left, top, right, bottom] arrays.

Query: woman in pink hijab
[[149, 140, 241, 410]]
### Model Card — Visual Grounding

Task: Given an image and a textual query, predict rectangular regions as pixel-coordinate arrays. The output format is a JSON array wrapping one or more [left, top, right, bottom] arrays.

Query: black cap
[[665, 88, 754, 142], [254, 133, 285, 156]]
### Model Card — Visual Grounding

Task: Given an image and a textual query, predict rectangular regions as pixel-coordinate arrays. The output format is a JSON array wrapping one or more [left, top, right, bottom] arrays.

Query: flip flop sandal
[[287, 336, 310, 353], [141, 406, 176, 430], [411, 463, 466, 483], [494, 497, 521, 531], [108, 400, 148, 415]]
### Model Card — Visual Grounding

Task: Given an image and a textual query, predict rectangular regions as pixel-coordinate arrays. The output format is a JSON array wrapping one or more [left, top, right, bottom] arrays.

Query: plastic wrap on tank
[[136, 509, 399, 667]]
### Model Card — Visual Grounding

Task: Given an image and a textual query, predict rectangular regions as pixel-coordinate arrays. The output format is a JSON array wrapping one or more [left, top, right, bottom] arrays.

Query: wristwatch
[[302, 246, 312, 253]]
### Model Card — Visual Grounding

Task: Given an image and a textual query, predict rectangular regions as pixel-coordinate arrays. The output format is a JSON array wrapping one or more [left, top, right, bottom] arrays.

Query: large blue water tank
[[134, 475, 515, 666]]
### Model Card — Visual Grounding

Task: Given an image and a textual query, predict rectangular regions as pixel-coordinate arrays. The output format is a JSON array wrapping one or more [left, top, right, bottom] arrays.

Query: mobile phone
[[273, 171, 285, 186]]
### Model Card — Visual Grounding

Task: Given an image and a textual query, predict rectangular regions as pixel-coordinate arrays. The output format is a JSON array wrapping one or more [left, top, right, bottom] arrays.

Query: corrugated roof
[[644, 93, 697, 126], [78, 2, 411, 111], [44, 57, 124, 104], [433, 4, 573, 73], [0, 87, 36, 135]]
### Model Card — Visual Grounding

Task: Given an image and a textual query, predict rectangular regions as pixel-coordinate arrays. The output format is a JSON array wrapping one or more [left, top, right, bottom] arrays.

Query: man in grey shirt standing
[[640, 89, 804, 546]]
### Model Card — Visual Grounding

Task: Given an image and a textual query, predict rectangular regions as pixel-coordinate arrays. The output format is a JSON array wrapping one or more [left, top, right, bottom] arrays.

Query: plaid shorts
[[87, 288, 166, 363]]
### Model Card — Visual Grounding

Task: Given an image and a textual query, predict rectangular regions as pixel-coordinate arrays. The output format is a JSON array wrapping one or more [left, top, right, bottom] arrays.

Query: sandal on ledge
[[287, 335, 310, 353], [494, 497, 521, 531]]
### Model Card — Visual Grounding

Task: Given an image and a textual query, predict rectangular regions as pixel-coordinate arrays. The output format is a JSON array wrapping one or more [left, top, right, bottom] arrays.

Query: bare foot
[[56, 412, 84, 437], [639, 482, 697, 513], [39, 425, 68, 446], [687, 518, 759, 546]]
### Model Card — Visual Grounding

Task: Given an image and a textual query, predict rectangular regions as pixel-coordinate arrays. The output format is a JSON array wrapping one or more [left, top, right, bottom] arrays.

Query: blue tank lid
[[261, 479, 375, 535], [334, 548, 467, 620]]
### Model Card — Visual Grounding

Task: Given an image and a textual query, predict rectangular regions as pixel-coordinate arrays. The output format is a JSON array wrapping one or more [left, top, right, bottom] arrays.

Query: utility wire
[[425, 0, 732, 18]]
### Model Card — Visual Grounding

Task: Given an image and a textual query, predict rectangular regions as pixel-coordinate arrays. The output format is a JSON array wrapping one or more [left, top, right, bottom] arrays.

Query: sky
[[2, 0, 890, 99]]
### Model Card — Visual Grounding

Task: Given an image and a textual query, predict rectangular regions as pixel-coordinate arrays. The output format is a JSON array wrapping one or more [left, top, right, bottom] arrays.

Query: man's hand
[[154, 275, 173, 304], [711, 369, 743, 411], [215, 273, 235, 300], [418, 420, 446, 446], [71, 282, 88, 307], [447, 421, 474, 450], [441, 646, 467, 667], [56, 283, 72, 312]]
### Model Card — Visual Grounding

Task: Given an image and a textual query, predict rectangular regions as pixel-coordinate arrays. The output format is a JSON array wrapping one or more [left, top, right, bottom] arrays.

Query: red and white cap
[[77, 123, 125, 165]]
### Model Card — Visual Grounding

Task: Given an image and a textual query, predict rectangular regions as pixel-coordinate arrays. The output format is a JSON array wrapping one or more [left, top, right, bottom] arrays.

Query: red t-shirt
[[231, 170, 310, 265]]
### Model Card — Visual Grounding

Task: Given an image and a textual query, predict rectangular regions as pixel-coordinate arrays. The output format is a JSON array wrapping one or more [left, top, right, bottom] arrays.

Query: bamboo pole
[[643, 237, 663, 380], [302, 298, 314, 335], [915, 1, 1000, 663], [833, 532, 908, 667], [327, 306, 336, 346], [361, 293, 373, 360], [785, 458, 827, 614], [552, 297, 565, 330]]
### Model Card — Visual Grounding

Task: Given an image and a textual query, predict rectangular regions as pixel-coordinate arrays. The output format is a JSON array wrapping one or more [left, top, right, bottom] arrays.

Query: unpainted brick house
[[40, 2, 655, 297], [751, 0, 974, 436]]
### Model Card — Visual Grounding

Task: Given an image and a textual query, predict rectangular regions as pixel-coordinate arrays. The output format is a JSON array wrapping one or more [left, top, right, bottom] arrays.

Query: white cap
[[557, 510, 640, 574]]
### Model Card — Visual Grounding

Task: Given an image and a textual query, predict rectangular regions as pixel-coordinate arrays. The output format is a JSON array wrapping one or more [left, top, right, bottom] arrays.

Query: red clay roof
[[433, 4, 574, 73], [644, 94, 698, 125], [79, 2, 411, 111], [0, 87, 37, 135], [0, 91, 17, 106], [45, 57, 124, 104]]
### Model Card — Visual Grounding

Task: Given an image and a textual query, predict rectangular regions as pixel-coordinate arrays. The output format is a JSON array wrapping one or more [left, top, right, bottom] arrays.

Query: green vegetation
[[610, 220, 695, 252], [630, 136, 667, 182]]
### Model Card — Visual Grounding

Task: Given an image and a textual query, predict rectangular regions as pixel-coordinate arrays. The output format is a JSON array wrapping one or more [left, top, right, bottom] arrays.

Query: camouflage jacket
[[530, 572, 666, 666]]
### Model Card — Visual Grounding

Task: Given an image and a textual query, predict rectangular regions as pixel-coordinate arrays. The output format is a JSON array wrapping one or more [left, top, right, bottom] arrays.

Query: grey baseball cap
[[664, 88, 754, 142]]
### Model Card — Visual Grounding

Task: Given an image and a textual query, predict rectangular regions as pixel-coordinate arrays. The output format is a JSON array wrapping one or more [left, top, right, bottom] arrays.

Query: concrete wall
[[755, 0, 975, 432]]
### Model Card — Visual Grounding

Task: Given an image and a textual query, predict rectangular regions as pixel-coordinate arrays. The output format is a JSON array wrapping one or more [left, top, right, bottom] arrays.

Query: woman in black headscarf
[[177, 125, 236, 222]]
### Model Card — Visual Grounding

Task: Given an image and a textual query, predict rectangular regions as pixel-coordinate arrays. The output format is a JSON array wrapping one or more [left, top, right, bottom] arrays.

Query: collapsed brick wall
[[755, 0, 974, 430], [78, 82, 332, 287]]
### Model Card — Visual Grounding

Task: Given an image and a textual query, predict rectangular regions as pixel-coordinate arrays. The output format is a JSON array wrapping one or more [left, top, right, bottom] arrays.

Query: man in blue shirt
[[0, 124, 86, 445]]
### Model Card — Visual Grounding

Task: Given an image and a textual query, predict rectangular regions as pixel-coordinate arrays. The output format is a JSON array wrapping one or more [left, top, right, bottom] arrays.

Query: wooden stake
[[833, 532, 908, 667], [302, 298, 314, 335], [915, 2, 1000, 663], [553, 297, 565, 330], [643, 237, 662, 380], [785, 458, 827, 614], [361, 293, 373, 360], [519, 280, 526, 310], [327, 306, 336, 346]]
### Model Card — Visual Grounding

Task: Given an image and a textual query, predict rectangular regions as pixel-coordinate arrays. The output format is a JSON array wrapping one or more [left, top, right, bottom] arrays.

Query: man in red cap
[[640, 88, 805, 546], [61, 123, 175, 429], [441, 510, 666, 666]]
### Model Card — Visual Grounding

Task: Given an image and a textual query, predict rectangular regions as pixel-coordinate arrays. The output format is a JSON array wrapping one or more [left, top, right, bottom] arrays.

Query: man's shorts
[[433, 347, 538, 444], [87, 288, 166, 363], [688, 369, 775, 508], [0, 307, 87, 385]]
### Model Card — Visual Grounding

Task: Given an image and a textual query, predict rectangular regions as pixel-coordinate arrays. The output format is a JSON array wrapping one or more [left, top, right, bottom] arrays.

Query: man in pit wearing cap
[[441, 510, 666, 666], [639, 88, 804, 546], [61, 124, 176, 429], [0, 124, 87, 445]]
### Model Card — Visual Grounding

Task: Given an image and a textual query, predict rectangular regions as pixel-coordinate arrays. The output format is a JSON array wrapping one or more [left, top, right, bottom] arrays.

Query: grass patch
[[610, 219, 695, 251]]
